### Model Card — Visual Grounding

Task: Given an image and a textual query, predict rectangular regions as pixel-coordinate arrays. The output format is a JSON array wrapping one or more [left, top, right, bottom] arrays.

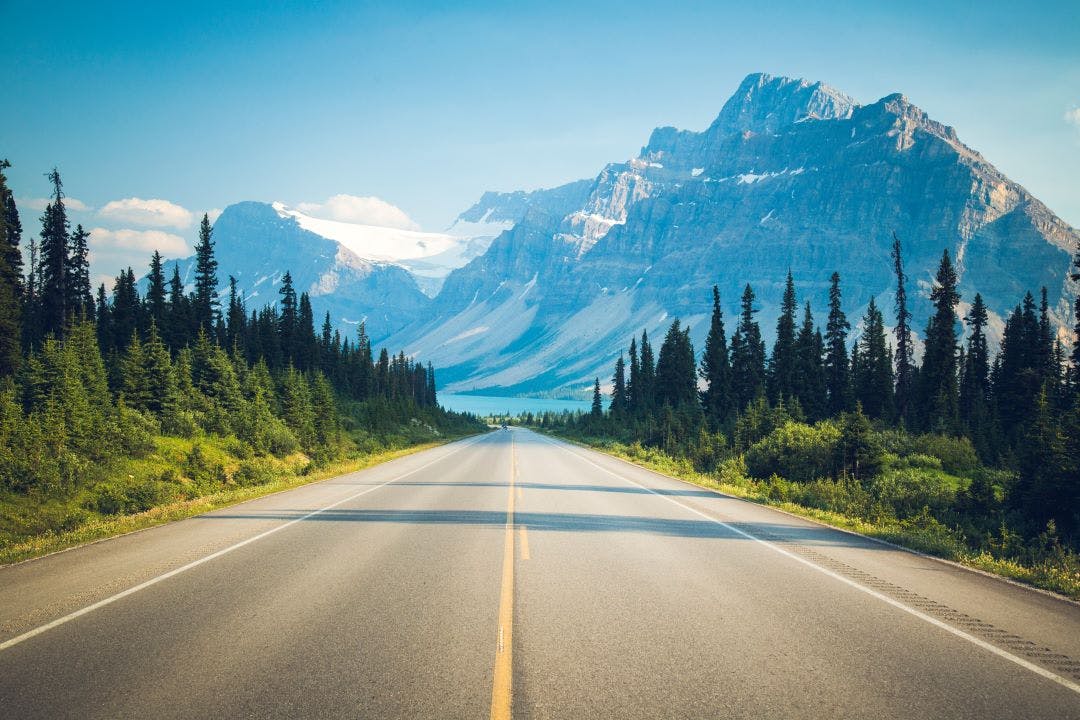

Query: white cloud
[[297, 194, 419, 230], [88, 227, 190, 256], [98, 197, 194, 229], [17, 196, 90, 212], [205, 208, 223, 224], [1066, 107, 1080, 129]]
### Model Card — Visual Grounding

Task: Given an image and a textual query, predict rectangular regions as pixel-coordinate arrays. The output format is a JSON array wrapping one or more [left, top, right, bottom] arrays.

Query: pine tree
[[0, 160, 23, 299], [918, 250, 960, 431], [610, 354, 627, 418], [638, 329, 656, 414], [700, 285, 733, 428], [278, 271, 297, 364], [67, 224, 92, 319], [891, 234, 915, 423], [627, 337, 641, 415], [794, 302, 827, 421], [192, 214, 218, 334], [226, 276, 247, 350], [730, 284, 766, 410], [297, 292, 316, 370], [960, 293, 993, 456], [591, 377, 603, 420], [768, 271, 798, 405], [38, 168, 70, 338], [852, 298, 894, 419], [166, 263, 190, 350], [145, 251, 167, 330], [654, 320, 697, 409], [0, 160, 20, 375], [824, 272, 851, 416]]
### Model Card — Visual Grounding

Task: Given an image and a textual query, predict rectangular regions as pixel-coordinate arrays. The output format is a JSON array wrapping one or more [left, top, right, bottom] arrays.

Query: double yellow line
[[490, 433, 517, 720]]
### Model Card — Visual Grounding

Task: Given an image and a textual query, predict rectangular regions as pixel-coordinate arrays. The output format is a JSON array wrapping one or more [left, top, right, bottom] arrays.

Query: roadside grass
[[550, 433, 1080, 601], [0, 438, 462, 567]]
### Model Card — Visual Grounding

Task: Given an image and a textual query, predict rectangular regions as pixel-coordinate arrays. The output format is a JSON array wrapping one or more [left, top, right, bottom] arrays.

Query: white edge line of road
[[0, 433, 490, 654], [532, 431, 1080, 697], [559, 433, 1080, 609]]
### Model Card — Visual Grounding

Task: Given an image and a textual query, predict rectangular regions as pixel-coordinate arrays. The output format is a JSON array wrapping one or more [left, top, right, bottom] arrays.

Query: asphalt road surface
[[1, 428, 1078, 719]]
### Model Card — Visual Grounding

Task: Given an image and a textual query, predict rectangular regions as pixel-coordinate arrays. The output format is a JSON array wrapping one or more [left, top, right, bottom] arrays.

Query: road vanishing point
[[1, 428, 1078, 719]]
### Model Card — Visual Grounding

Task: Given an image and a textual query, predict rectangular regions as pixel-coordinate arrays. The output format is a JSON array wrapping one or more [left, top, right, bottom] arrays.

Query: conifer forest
[[539, 238, 1080, 595], [0, 163, 480, 550]]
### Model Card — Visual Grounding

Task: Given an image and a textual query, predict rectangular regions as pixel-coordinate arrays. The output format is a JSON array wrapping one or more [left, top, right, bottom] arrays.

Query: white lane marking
[[533, 432, 1080, 696], [0, 434, 490, 653]]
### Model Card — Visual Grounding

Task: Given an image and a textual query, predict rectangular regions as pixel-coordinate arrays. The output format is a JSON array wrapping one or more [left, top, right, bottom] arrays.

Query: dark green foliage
[[824, 272, 851, 416], [891, 234, 915, 424], [852, 298, 893, 420], [654, 319, 697, 409], [68, 225, 92, 319], [730, 284, 766, 410], [37, 169, 70, 339], [700, 285, 733, 428], [637, 329, 656, 416], [590, 378, 603, 421], [192, 214, 218, 333], [610, 355, 627, 418], [793, 303, 826, 421], [918, 250, 960, 432], [145, 251, 167, 330], [768, 272, 798, 405], [0, 161, 20, 376]]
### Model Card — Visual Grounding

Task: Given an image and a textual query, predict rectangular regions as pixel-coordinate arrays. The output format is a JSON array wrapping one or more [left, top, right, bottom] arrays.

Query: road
[[1, 428, 1078, 719]]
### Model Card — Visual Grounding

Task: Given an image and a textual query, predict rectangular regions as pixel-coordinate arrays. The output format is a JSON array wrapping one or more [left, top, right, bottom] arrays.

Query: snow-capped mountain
[[383, 72, 1078, 397]]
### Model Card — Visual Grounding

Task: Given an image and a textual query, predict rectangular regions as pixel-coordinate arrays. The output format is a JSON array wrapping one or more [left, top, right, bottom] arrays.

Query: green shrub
[[912, 434, 979, 476], [871, 468, 958, 520], [232, 461, 275, 487], [745, 421, 840, 483]]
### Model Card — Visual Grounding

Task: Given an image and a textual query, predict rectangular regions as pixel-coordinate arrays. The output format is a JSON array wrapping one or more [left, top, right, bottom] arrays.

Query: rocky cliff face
[[386, 72, 1079, 397]]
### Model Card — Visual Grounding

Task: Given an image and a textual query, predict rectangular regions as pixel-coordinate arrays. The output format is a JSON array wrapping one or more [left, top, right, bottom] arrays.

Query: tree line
[[574, 235, 1080, 548], [0, 162, 460, 499]]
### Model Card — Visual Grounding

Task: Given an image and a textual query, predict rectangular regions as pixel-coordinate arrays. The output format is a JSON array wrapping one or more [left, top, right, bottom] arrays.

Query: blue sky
[[3, 0, 1078, 281]]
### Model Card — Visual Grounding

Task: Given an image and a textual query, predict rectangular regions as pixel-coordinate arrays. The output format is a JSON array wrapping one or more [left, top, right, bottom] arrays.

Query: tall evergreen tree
[[627, 337, 641, 415], [852, 298, 893, 419], [166, 263, 190, 350], [38, 168, 70, 338], [654, 320, 697, 408], [824, 272, 851, 416], [192, 213, 218, 334], [960, 293, 993, 456], [730, 284, 766, 410], [67, 224, 92, 319], [225, 276, 247, 350], [793, 302, 827, 421], [0, 160, 21, 375], [891, 233, 915, 423], [145, 251, 167, 330], [700, 285, 733, 427], [638, 329, 656, 414], [768, 271, 798, 404], [278, 271, 298, 364], [590, 377, 603, 420], [919, 250, 961, 431], [0, 160, 23, 299], [610, 354, 627, 418]]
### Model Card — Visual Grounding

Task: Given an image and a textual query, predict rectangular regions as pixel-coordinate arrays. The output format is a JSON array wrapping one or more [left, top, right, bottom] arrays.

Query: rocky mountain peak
[[707, 72, 857, 136]]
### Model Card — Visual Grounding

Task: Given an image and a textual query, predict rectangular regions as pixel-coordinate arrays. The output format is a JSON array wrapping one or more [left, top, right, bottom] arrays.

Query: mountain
[[384, 72, 1079, 397], [164, 202, 431, 342]]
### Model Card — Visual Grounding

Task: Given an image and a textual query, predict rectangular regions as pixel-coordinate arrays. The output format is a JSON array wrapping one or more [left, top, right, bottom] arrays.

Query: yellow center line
[[490, 433, 516, 720], [518, 525, 530, 561]]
